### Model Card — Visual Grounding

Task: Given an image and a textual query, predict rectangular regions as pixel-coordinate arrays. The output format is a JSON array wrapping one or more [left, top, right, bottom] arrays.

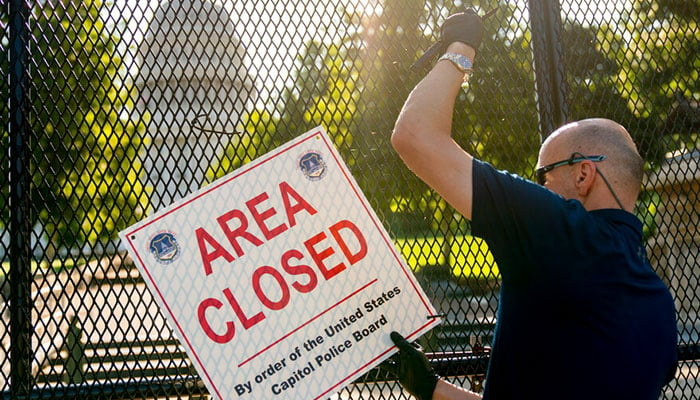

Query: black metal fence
[[2, 0, 699, 398]]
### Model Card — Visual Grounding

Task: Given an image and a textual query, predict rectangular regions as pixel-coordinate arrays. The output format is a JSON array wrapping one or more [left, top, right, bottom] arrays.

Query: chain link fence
[[2, 0, 699, 398]]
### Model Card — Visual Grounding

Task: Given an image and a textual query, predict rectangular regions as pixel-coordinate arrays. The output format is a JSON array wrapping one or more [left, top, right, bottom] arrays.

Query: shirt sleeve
[[470, 158, 606, 281]]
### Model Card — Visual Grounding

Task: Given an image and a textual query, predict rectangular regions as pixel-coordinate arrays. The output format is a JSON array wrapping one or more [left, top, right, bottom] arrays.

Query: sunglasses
[[535, 153, 607, 185]]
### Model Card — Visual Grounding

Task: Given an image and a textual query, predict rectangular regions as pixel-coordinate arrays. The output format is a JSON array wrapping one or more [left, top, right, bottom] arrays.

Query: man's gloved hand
[[382, 331, 440, 400], [440, 8, 485, 51], [410, 8, 485, 71]]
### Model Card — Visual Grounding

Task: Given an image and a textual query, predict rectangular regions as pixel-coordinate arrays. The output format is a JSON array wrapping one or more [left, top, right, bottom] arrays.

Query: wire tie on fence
[[188, 113, 243, 136], [482, 6, 500, 19], [427, 314, 447, 319]]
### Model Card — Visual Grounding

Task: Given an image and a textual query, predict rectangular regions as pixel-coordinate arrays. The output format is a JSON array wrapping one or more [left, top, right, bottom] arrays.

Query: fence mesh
[[2, 0, 699, 398]]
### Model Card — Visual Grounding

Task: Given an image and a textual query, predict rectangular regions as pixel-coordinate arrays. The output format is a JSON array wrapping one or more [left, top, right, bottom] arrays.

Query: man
[[385, 9, 678, 400]]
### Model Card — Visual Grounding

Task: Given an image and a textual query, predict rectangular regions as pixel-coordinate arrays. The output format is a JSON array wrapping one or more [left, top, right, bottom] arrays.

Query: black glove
[[382, 331, 440, 400], [410, 8, 485, 71], [440, 9, 485, 51]]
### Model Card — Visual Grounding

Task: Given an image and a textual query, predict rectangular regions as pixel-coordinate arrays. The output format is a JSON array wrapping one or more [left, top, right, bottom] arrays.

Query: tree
[[204, 109, 277, 184], [346, 1, 539, 276], [264, 1, 540, 278], [349, 0, 430, 234], [596, 0, 700, 161], [28, 0, 148, 256]]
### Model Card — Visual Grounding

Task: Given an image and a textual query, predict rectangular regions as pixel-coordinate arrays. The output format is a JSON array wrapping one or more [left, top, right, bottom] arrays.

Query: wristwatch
[[438, 52, 473, 82]]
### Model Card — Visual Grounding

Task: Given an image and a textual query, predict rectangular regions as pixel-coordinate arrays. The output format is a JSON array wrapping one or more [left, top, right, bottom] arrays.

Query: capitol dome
[[134, 0, 257, 207]]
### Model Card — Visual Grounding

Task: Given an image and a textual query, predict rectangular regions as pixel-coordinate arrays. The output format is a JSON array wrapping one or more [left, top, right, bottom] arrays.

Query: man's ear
[[575, 161, 596, 196]]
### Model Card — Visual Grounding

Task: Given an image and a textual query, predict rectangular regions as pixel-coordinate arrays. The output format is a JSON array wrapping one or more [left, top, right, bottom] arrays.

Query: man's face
[[536, 139, 579, 201]]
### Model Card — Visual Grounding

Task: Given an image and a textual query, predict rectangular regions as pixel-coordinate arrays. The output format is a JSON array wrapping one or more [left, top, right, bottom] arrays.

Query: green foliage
[[395, 234, 499, 279], [389, 191, 446, 234], [346, 0, 540, 228], [636, 191, 661, 241], [208, 0, 698, 273], [277, 39, 361, 163], [566, 0, 700, 162], [266, 1, 537, 249], [266, 1, 539, 274], [302, 43, 360, 154], [204, 109, 277, 183], [29, 0, 149, 248], [614, 1, 699, 119]]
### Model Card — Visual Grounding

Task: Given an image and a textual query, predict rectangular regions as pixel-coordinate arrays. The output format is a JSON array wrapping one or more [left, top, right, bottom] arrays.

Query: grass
[[394, 235, 500, 279], [1, 258, 80, 279], [1, 236, 499, 281]]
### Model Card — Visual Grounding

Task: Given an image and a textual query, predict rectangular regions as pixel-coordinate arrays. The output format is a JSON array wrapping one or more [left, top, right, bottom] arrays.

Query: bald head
[[539, 118, 644, 208]]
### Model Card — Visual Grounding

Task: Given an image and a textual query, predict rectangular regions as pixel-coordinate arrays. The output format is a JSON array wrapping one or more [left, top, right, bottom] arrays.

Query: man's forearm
[[393, 42, 476, 142], [390, 41, 477, 220]]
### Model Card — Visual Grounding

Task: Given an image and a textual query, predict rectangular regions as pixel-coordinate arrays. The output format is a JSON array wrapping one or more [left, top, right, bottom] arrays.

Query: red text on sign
[[197, 218, 368, 344], [196, 181, 317, 276]]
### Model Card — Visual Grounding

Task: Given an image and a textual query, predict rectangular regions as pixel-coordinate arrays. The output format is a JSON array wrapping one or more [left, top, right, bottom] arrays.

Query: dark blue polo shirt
[[471, 159, 677, 400]]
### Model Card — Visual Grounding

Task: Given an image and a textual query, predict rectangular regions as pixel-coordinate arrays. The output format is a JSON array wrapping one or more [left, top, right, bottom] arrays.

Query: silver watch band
[[438, 52, 473, 81]]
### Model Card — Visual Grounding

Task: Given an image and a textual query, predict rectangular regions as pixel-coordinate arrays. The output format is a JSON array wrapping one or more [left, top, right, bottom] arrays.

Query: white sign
[[120, 127, 439, 400]]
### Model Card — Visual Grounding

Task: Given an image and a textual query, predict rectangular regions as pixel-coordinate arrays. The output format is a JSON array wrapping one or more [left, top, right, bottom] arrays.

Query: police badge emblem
[[148, 231, 181, 264], [299, 151, 327, 181]]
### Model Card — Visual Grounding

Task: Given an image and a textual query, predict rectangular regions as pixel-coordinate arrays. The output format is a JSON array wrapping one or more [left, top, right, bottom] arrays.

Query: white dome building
[[135, 0, 256, 209]]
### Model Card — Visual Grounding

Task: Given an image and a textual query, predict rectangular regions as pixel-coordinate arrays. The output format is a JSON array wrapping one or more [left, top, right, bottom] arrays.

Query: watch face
[[440, 52, 472, 73]]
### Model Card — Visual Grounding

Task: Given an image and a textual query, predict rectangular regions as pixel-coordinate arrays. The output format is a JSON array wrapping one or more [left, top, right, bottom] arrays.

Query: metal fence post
[[528, 0, 568, 142], [9, 0, 33, 396]]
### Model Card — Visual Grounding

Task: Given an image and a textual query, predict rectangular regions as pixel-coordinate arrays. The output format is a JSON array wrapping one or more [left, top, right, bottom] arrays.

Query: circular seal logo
[[299, 151, 327, 181], [148, 231, 180, 265]]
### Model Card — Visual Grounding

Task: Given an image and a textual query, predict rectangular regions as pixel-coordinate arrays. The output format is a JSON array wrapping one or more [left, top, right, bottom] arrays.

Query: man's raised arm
[[391, 11, 484, 221]]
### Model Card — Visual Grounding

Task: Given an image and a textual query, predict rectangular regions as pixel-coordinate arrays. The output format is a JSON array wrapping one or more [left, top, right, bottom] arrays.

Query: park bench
[[32, 256, 498, 397], [33, 254, 208, 398], [37, 320, 196, 386]]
